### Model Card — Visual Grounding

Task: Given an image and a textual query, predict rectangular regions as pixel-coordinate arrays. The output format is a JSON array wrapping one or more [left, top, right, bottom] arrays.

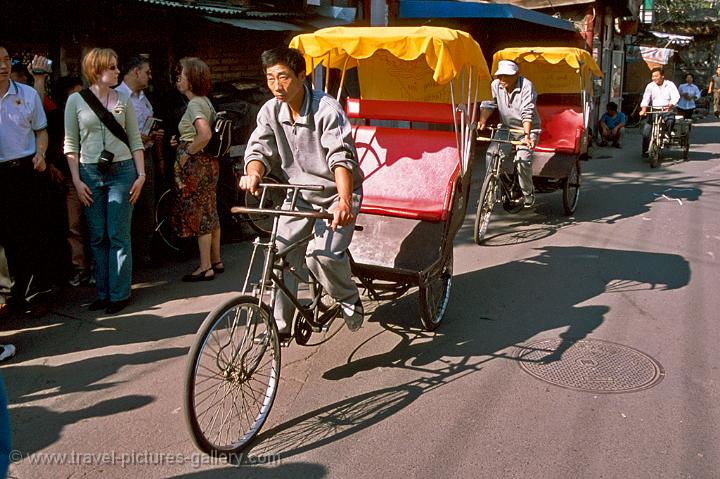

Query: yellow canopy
[[493, 47, 602, 95], [289, 26, 491, 102]]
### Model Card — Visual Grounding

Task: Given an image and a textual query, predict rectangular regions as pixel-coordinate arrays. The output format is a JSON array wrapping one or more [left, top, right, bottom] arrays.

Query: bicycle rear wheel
[[244, 175, 285, 236], [184, 295, 281, 456], [155, 188, 180, 252]]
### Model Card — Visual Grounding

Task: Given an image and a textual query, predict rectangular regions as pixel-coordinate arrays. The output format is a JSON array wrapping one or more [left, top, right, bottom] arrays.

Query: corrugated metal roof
[[136, 0, 301, 17]]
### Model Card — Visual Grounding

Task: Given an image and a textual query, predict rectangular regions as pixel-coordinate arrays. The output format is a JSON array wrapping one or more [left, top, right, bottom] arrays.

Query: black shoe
[[88, 298, 110, 311], [613, 142, 621, 148], [212, 262, 225, 274], [642, 152, 649, 158], [182, 268, 215, 282], [105, 300, 128, 315]]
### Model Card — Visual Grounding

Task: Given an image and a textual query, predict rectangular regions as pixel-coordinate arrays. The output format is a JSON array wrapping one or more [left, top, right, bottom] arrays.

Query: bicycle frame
[[481, 125, 532, 203], [232, 183, 338, 341]]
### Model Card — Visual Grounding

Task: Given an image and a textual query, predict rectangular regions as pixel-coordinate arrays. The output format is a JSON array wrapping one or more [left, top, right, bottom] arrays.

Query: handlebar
[[476, 125, 540, 146], [231, 182, 334, 221], [231, 206, 333, 220]]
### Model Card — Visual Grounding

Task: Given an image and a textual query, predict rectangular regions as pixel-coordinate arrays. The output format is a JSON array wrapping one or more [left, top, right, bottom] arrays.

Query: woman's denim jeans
[[80, 160, 135, 302]]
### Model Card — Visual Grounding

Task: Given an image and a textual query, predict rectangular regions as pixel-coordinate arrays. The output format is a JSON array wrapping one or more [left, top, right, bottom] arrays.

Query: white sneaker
[[0, 344, 17, 362], [341, 299, 364, 332]]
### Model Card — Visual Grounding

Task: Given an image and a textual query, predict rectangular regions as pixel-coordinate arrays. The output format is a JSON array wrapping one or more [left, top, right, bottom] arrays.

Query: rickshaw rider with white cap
[[478, 59, 541, 208]]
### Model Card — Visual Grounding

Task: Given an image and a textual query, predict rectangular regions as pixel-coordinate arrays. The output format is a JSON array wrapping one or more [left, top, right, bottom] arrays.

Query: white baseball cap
[[494, 60, 519, 76]]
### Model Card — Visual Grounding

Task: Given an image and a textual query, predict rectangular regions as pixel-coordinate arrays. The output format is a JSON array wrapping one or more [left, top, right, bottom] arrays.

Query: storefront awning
[[399, 0, 576, 32]]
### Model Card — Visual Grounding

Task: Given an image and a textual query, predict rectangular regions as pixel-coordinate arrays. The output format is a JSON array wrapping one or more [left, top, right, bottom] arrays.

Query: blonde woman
[[64, 48, 145, 314], [172, 57, 223, 282]]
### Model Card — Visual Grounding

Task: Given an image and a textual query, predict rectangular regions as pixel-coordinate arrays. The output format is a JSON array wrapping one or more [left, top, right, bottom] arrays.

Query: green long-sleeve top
[[63, 90, 143, 163]]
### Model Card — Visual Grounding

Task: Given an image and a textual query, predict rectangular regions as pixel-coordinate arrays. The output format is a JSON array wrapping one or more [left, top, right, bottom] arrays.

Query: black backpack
[[202, 96, 232, 158], [205, 110, 232, 158]]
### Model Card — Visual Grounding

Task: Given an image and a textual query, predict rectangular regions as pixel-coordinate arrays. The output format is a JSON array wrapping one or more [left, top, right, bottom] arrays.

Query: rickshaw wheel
[[419, 251, 453, 331], [474, 174, 497, 245], [184, 295, 280, 457], [562, 161, 581, 215]]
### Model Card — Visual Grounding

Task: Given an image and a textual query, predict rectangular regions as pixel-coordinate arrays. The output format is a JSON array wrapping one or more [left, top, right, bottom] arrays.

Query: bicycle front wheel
[[184, 295, 281, 456], [473, 173, 497, 245]]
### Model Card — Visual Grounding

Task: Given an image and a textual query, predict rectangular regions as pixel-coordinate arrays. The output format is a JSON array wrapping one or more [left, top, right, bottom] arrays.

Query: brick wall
[[189, 28, 290, 82]]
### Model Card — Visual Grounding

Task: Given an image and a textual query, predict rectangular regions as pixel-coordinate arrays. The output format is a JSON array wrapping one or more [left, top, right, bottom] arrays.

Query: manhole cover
[[515, 338, 664, 393]]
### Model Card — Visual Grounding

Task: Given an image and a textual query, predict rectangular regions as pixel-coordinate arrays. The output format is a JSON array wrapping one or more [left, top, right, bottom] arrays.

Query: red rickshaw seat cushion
[[535, 104, 584, 155], [346, 99, 460, 222], [346, 98, 457, 124]]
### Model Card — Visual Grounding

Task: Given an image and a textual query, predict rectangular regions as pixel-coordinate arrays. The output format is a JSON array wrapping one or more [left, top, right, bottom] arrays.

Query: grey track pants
[[273, 191, 362, 331]]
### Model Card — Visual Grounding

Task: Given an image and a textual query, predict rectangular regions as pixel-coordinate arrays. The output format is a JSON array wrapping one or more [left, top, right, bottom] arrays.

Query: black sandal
[[212, 262, 225, 274], [182, 268, 215, 282]]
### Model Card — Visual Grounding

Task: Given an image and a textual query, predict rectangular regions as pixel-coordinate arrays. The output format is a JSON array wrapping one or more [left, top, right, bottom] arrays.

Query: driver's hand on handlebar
[[522, 135, 535, 149], [239, 173, 262, 196], [329, 197, 354, 231]]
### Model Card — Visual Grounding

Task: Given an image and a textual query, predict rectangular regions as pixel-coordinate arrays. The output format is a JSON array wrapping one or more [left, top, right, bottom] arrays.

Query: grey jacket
[[481, 77, 541, 131], [244, 84, 363, 208]]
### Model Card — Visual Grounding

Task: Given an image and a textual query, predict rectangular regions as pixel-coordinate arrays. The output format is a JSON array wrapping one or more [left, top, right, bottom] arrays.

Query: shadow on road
[[169, 462, 327, 479], [234, 246, 689, 462], [11, 395, 153, 456], [3, 347, 186, 404]]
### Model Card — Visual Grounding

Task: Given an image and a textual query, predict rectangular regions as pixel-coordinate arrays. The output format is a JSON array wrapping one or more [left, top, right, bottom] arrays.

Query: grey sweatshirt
[[481, 76, 541, 131], [244, 84, 363, 208]]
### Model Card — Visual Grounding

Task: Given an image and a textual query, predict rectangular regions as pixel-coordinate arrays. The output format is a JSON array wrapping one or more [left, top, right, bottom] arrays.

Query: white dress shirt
[[115, 81, 153, 135], [641, 80, 680, 109]]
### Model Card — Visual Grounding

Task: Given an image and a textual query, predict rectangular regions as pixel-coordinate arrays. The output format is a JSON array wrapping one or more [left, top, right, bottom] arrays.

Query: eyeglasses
[[107, 65, 118, 71]]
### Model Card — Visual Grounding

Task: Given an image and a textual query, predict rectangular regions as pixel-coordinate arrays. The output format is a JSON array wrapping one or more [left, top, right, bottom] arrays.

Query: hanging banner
[[637, 46, 675, 65]]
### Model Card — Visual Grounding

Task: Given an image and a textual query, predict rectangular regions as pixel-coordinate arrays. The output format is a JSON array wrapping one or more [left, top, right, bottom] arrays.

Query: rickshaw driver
[[478, 60, 541, 208], [239, 46, 365, 335], [639, 66, 680, 157]]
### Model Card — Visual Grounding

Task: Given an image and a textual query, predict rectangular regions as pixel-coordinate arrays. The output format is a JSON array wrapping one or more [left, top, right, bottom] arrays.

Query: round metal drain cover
[[515, 338, 664, 393]]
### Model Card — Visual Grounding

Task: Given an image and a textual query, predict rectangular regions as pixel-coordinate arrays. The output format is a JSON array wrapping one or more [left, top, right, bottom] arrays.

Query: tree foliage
[[653, 0, 719, 23]]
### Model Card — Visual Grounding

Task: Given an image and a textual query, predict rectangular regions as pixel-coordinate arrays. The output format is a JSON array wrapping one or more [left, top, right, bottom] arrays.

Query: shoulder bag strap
[[79, 89, 131, 148]]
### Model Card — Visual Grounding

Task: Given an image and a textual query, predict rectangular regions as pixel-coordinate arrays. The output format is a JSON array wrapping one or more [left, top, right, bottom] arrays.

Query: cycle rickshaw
[[474, 47, 602, 243], [644, 107, 691, 168], [183, 26, 491, 457]]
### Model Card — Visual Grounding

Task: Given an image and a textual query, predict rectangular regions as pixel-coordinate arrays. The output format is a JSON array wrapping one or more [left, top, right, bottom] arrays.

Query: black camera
[[97, 149, 114, 173]]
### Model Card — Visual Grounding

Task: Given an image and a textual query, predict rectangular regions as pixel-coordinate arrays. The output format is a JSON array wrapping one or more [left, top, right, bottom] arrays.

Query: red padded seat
[[346, 98, 457, 124], [535, 104, 584, 155], [346, 98, 461, 222], [353, 126, 459, 222]]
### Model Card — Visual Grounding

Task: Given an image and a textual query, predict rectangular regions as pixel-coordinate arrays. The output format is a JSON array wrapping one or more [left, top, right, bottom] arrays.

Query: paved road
[[3, 119, 719, 478]]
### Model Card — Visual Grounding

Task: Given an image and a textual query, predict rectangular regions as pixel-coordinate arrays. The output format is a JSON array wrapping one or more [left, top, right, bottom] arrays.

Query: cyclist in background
[[639, 66, 679, 157], [478, 60, 541, 208]]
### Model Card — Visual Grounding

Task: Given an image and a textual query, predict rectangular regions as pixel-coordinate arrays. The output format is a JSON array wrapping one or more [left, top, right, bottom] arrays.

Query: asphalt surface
[[2, 118, 719, 479]]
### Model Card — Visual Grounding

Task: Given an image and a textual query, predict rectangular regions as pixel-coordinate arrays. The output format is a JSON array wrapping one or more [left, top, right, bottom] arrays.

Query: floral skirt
[[172, 150, 220, 238]]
